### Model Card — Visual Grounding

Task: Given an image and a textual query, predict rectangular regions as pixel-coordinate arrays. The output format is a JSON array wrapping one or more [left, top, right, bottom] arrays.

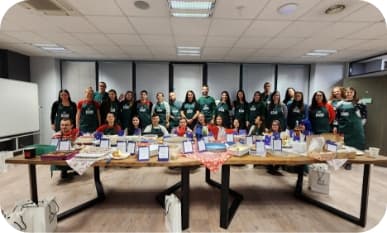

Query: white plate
[[111, 152, 130, 160]]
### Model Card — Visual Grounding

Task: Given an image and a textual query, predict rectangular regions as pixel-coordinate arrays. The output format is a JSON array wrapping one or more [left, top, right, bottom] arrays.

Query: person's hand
[[210, 119, 214, 125], [246, 121, 250, 128], [187, 119, 193, 124], [333, 127, 337, 134], [51, 124, 55, 131]]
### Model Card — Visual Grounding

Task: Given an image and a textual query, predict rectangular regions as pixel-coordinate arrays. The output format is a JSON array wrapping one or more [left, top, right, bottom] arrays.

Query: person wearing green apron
[[249, 91, 267, 127], [119, 91, 136, 132], [233, 90, 250, 129], [96, 112, 122, 135], [169, 91, 182, 130], [198, 85, 216, 124], [136, 90, 153, 130], [152, 92, 170, 128], [266, 91, 287, 131], [100, 89, 120, 125], [93, 81, 109, 104], [76, 87, 101, 133], [329, 86, 346, 129], [143, 114, 169, 137], [215, 91, 232, 128], [180, 90, 200, 130], [309, 91, 336, 134], [287, 91, 307, 129], [262, 82, 272, 105], [50, 89, 77, 132], [335, 87, 367, 150]]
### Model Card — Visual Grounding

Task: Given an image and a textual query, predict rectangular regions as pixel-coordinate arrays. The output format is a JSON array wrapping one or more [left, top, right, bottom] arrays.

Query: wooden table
[[205, 154, 387, 229], [6, 155, 201, 230]]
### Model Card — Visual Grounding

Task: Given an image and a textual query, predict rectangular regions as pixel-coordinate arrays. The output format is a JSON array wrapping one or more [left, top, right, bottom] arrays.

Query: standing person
[[309, 91, 335, 134], [171, 117, 192, 137], [50, 89, 77, 132], [100, 89, 120, 123], [197, 85, 216, 124], [180, 90, 200, 130], [143, 114, 169, 137], [262, 82, 272, 105], [215, 91, 232, 128], [93, 81, 109, 104], [96, 112, 122, 135], [233, 90, 250, 129], [248, 91, 266, 128], [76, 87, 101, 133], [151, 92, 170, 128], [287, 91, 308, 129], [283, 87, 296, 105], [335, 87, 367, 150], [266, 91, 288, 131], [127, 115, 142, 136], [136, 90, 153, 130], [329, 86, 346, 110], [119, 91, 136, 132], [169, 91, 182, 130]]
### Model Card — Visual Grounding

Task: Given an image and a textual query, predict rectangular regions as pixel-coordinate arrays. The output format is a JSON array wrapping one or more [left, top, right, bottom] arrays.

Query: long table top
[[6, 153, 387, 167]]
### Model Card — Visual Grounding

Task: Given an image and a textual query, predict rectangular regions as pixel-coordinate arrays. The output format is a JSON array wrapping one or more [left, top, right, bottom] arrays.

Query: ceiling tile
[[129, 17, 171, 35], [300, 0, 367, 21], [323, 38, 366, 50], [45, 16, 98, 33], [208, 19, 251, 36], [41, 32, 83, 45], [6, 14, 61, 33], [202, 47, 229, 58], [86, 16, 135, 33], [4, 31, 52, 44], [278, 21, 332, 37], [253, 48, 283, 57], [116, 0, 169, 17], [65, 44, 99, 54], [214, 0, 269, 19], [0, 19, 26, 31], [0, 32, 22, 43], [72, 33, 113, 45], [149, 46, 176, 57], [66, 0, 123, 16], [171, 18, 211, 36], [345, 39, 387, 50], [227, 47, 256, 58], [263, 37, 305, 49], [141, 35, 175, 47], [92, 44, 122, 54], [245, 20, 291, 37], [346, 22, 387, 39], [120, 46, 153, 57], [342, 4, 385, 22], [234, 37, 271, 48], [292, 37, 334, 49], [313, 22, 371, 39], [258, 0, 320, 20], [175, 36, 205, 47], [108, 34, 144, 46], [205, 37, 239, 47]]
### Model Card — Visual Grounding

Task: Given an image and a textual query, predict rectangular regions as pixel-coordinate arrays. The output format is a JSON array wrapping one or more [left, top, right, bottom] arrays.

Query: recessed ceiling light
[[41, 47, 66, 51], [277, 3, 298, 15], [33, 43, 59, 47], [171, 12, 210, 18], [168, 0, 215, 10], [325, 4, 345, 15], [313, 49, 337, 54], [306, 52, 329, 56], [134, 1, 150, 10], [177, 46, 200, 56]]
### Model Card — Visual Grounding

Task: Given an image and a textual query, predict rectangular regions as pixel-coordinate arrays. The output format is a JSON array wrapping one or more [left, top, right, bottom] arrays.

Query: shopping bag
[[308, 164, 330, 194], [0, 151, 14, 173], [164, 193, 182, 233]]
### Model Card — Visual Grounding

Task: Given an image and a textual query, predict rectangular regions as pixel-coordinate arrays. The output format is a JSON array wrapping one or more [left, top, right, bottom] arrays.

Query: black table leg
[[295, 164, 371, 227], [58, 166, 105, 221], [181, 166, 190, 230], [28, 164, 38, 204]]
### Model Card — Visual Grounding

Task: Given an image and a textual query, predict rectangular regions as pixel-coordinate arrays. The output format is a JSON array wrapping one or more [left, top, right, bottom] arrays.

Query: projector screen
[[0, 78, 40, 139]]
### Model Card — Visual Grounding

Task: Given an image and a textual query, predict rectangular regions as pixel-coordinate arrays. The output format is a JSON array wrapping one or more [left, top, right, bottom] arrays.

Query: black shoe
[[344, 163, 352, 170], [267, 169, 283, 176], [60, 170, 73, 180]]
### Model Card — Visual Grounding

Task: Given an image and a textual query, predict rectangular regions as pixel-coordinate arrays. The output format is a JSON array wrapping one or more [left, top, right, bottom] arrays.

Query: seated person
[[248, 115, 266, 136], [211, 115, 226, 141], [193, 113, 210, 140], [52, 118, 79, 179], [96, 112, 122, 135], [171, 117, 192, 137], [267, 120, 283, 176], [127, 115, 142, 136], [143, 113, 169, 137]]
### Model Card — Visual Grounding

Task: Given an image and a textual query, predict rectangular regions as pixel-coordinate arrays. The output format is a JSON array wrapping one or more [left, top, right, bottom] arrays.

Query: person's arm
[[96, 102, 101, 126], [143, 125, 152, 133], [282, 103, 288, 119], [326, 103, 336, 124], [161, 125, 169, 136], [245, 103, 250, 128], [50, 101, 58, 130], [76, 101, 81, 130], [211, 98, 216, 122], [248, 125, 255, 136], [151, 103, 155, 116], [165, 102, 170, 126], [192, 103, 200, 120]]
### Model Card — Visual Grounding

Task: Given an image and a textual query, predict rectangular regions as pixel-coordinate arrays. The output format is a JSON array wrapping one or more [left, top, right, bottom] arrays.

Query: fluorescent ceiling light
[[33, 43, 59, 47], [177, 53, 200, 56], [313, 49, 337, 53], [171, 12, 210, 18], [41, 47, 66, 51], [177, 46, 200, 56], [177, 46, 200, 50], [178, 50, 200, 54], [277, 3, 298, 15], [306, 52, 329, 56], [168, 0, 214, 10]]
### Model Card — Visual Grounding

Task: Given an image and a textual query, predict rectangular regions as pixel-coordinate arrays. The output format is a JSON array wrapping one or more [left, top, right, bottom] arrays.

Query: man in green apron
[[136, 90, 153, 130], [152, 92, 170, 128], [143, 114, 169, 137], [76, 88, 101, 133], [169, 91, 182, 130], [198, 85, 216, 124], [93, 81, 109, 104]]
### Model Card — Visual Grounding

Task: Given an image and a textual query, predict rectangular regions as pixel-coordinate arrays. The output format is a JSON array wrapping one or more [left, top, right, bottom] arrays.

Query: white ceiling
[[0, 0, 386, 63]]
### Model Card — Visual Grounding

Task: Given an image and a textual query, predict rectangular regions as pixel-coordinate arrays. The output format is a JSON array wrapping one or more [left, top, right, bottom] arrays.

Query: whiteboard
[[0, 78, 40, 138]]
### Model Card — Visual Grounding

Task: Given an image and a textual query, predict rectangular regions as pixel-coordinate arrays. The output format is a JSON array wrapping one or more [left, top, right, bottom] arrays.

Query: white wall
[[99, 61, 133, 98], [277, 64, 309, 102], [242, 64, 275, 101], [173, 64, 203, 102], [207, 63, 239, 101], [30, 57, 61, 144], [309, 63, 345, 103], [136, 62, 169, 103]]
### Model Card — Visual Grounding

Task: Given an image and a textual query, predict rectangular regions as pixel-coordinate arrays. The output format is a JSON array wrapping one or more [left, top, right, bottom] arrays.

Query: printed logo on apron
[[139, 107, 146, 112], [85, 109, 94, 115], [293, 108, 300, 113], [172, 109, 179, 114], [238, 109, 245, 113], [123, 105, 130, 110], [341, 111, 349, 117], [250, 106, 256, 111], [110, 108, 116, 113], [270, 110, 278, 115], [60, 113, 70, 118], [203, 105, 209, 111], [218, 107, 225, 112], [187, 109, 193, 114], [316, 111, 324, 118]]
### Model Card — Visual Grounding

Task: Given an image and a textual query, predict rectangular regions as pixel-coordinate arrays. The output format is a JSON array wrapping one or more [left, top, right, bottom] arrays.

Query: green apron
[[137, 103, 151, 128], [337, 102, 365, 150], [198, 96, 215, 123], [120, 102, 134, 130], [267, 105, 286, 131], [310, 106, 330, 134], [183, 102, 196, 120], [154, 102, 167, 126], [80, 102, 98, 133], [151, 126, 163, 137], [249, 101, 266, 123], [234, 102, 249, 128], [169, 101, 181, 129], [109, 102, 119, 118], [287, 105, 305, 129], [54, 103, 75, 131], [103, 126, 118, 135], [216, 102, 231, 128]]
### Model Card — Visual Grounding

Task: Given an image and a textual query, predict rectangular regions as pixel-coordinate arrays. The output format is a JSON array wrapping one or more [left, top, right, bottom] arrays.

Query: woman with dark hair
[[283, 87, 295, 105], [335, 87, 367, 150], [266, 91, 287, 131], [287, 91, 308, 129], [50, 89, 77, 132], [96, 112, 122, 135], [215, 90, 232, 128], [127, 115, 142, 136], [248, 115, 265, 136], [249, 91, 266, 127], [233, 90, 249, 129], [100, 89, 120, 124], [309, 91, 335, 134], [180, 90, 200, 129], [119, 91, 136, 132]]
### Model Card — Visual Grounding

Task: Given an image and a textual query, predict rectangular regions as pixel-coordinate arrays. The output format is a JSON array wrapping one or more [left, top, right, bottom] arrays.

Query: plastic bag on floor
[[164, 193, 182, 233]]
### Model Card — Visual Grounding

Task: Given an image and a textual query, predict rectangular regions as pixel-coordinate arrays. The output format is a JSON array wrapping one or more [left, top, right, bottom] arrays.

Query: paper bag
[[308, 164, 330, 194], [164, 193, 182, 233]]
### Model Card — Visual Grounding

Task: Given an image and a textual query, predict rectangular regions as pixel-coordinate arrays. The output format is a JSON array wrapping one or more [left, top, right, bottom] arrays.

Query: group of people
[[50, 81, 367, 175]]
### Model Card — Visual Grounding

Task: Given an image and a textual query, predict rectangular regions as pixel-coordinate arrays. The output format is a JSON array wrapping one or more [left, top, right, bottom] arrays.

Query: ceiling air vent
[[20, 0, 80, 16]]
